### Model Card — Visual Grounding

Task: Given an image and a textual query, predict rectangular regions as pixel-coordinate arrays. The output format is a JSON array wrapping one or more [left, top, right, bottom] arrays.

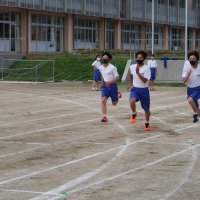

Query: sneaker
[[95, 88, 100, 91], [130, 113, 137, 123], [144, 123, 151, 131], [193, 114, 199, 123], [92, 88, 95, 91], [101, 116, 108, 122]]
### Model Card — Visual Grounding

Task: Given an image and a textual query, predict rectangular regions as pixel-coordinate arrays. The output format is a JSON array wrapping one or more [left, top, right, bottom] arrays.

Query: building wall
[[0, 0, 199, 53]]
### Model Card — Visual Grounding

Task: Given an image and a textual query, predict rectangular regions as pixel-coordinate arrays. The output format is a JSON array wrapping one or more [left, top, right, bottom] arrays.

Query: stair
[[0, 54, 25, 70]]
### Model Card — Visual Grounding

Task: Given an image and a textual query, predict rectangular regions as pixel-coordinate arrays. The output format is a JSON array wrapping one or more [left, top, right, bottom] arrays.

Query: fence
[[0, 58, 55, 83]]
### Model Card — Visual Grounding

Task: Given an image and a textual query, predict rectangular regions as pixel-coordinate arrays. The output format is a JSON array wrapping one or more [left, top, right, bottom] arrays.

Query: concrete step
[[0, 54, 25, 70]]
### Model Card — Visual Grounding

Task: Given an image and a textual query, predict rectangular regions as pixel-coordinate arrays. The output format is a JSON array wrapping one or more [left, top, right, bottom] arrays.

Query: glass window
[[31, 14, 64, 52], [74, 18, 99, 49], [170, 28, 182, 50], [122, 23, 141, 50]]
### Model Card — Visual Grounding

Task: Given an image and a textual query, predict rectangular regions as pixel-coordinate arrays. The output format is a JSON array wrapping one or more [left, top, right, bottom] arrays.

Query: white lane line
[[0, 189, 56, 195], [39, 91, 131, 200], [30, 138, 131, 200], [175, 124, 200, 132], [67, 145, 200, 196], [160, 145, 197, 200], [0, 141, 48, 146], [0, 101, 68, 112], [0, 110, 92, 128], [0, 104, 78, 118], [151, 102, 187, 109], [0, 118, 100, 140], [151, 116, 182, 134], [143, 141, 189, 146], [0, 134, 163, 186], [32, 109, 195, 199], [174, 110, 191, 116], [0, 145, 50, 159]]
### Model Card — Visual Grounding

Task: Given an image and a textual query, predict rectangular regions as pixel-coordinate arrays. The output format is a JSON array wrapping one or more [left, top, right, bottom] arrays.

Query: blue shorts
[[150, 68, 156, 81], [101, 83, 118, 103], [130, 87, 150, 112], [94, 68, 101, 82], [187, 86, 200, 108]]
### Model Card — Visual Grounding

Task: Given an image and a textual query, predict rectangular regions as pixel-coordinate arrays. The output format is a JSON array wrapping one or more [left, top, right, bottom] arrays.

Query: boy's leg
[[188, 97, 199, 123], [101, 96, 107, 116], [139, 88, 151, 130], [130, 98, 137, 113], [130, 98, 137, 123], [95, 81, 99, 91], [144, 110, 151, 130], [129, 88, 139, 123], [145, 110, 151, 122], [110, 83, 119, 106], [101, 96, 108, 122], [188, 97, 198, 113], [92, 81, 95, 90]]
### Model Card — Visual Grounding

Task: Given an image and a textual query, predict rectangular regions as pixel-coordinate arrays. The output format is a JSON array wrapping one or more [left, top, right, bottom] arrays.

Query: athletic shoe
[[130, 113, 137, 123], [193, 114, 199, 123], [144, 123, 151, 131], [92, 88, 95, 91], [95, 88, 100, 91], [101, 116, 108, 122]]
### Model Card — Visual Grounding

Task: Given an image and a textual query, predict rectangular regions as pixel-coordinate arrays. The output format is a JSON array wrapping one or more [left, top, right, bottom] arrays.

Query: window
[[121, 23, 141, 50], [31, 14, 64, 52], [74, 18, 99, 49]]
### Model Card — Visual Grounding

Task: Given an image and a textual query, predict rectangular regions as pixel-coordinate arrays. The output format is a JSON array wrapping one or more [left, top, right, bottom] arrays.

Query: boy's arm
[[136, 66, 148, 83], [127, 72, 133, 91]]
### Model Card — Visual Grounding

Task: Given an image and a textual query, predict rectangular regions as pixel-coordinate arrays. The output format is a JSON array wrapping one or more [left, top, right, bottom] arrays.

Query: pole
[[1, 58, 3, 81], [36, 65, 38, 83], [185, 0, 188, 60], [152, 0, 155, 54], [53, 60, 55, 82]]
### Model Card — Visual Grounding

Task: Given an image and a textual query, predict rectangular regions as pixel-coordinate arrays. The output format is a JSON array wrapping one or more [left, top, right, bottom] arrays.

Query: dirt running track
[[0, 82, 199, 200]]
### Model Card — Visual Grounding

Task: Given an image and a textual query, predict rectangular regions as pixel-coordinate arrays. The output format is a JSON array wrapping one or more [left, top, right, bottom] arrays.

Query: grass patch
[[1, 53, 128, 82]]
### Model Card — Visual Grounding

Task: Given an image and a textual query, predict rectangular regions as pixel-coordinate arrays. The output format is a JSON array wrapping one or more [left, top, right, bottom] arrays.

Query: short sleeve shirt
[[98, 63, 119, 82], [92, 60, 101, 69], [130, 64, 151, 88], [182, 61, 200, 88], [147, 60, 157, 68]]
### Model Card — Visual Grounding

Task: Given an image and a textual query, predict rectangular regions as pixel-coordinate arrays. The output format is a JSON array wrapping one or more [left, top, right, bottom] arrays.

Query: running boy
[[182, 51, 200, 123], [127, 51, 151, 131], [98, 52, 120, 122]]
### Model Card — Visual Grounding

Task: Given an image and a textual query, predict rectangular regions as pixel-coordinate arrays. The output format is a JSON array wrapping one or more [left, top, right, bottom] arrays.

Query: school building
[[0, 0, 199, 53]]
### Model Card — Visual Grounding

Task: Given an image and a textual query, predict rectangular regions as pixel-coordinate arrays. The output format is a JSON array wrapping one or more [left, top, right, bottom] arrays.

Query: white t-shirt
[[130, 63, 151, 88], [98, 63, 119, 82], [92, 60, 101, 69], [147, 60, 157, 68], [182, 61, 200, 88]]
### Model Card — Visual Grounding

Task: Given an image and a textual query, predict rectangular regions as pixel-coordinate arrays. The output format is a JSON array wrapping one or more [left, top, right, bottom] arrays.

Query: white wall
[[121, 60, 185, 83]]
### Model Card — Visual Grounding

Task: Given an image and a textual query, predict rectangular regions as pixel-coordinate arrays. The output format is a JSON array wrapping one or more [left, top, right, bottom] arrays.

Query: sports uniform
[[92, 60, 101, 82], [129, 63, 151, 111], [147, 59, 157, 81], [182, 61, 200, 122], [98, 63, 119, 103]]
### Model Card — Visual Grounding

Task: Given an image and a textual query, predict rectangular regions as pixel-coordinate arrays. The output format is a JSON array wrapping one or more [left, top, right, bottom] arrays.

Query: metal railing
[[0, 58, 55, 83]]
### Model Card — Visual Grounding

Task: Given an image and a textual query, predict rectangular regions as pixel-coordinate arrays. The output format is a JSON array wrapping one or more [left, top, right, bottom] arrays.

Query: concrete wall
[[121, 60, 185, 83], [156, 60, 184, 82]]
